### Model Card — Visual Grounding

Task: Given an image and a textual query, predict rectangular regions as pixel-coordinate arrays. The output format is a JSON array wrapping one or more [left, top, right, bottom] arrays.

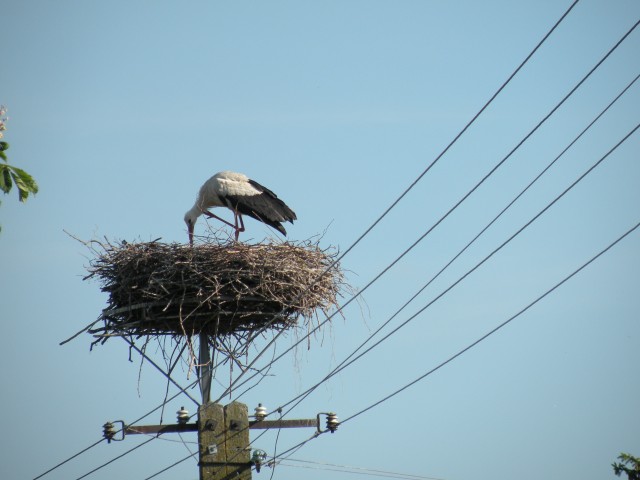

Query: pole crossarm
[[250, 418, 318, 430], [124, 418, 319, 435], [104, 402, 339, 480], [125, 423, 198, 435]]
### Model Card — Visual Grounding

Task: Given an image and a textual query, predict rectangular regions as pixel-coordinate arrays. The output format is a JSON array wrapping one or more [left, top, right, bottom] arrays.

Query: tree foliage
[[0, 142, 38, 202], [0, 106, 39, 232], [612, 453, 640, 480]]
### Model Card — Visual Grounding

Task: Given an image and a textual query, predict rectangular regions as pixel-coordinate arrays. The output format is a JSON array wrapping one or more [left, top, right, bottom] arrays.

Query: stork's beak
[[188, 224, 194, 246]]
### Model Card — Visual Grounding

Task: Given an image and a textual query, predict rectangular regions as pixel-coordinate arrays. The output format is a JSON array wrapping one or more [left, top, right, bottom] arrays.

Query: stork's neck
[[187, 204, 203, 220]]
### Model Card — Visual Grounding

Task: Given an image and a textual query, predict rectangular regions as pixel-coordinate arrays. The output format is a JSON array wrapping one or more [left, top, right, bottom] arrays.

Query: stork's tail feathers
[[274, 223, 287, 236], [251, 213, 288, 236]]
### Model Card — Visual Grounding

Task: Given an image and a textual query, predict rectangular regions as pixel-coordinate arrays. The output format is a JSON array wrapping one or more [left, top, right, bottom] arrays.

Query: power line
[[218, 13, 638, 410], [32, 438, 105, 480], [267, 431, 322, 463], [74, 437, 156, 480], [320, 0, 581, 267], [66, 358, 306, 480], [139, 431, 319, 480], [206, 0, 581, 406], [342, 218, 640, 425], [32, 373, 203, 480], [270, 71, 640, 417], [268, 408, 284, 480], [253, 117, 639, 465], [31, 2, 587, 478], [124, 337, 200, 408], [123, 9, 636, 478], [215, 116, 640, 479], [280, 458, 447, 480], [141, 452, 198, 480], [103, 81, 638, 480], [32, 338, 244, 480], [40, 16, 582, 480]]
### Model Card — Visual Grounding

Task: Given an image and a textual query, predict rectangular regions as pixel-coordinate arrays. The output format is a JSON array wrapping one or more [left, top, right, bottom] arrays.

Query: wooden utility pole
[[198, 402, 251, 480]]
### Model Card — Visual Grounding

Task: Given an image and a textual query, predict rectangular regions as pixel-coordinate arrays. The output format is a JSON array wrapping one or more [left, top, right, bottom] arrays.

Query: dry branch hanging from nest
[[85, 238, 344, 346]]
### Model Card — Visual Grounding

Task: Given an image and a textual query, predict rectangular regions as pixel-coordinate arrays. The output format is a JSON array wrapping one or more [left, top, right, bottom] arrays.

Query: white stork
[[184, 170, 297, 244]]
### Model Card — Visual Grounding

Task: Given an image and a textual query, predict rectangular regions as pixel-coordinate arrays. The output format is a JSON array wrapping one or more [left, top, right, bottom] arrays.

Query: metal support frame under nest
[[199, 331, 212, 404]]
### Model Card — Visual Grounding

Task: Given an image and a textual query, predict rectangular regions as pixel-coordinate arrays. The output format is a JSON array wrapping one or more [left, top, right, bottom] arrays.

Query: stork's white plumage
[[184, 171, 297, 244]]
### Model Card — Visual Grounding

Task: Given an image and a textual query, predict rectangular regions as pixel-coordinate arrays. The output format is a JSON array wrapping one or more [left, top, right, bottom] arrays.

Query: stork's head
[[184, 208, 200, 245]]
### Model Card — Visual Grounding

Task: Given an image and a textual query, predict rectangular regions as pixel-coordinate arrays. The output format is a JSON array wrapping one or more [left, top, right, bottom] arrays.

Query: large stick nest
[[85, 238, 344, 344]]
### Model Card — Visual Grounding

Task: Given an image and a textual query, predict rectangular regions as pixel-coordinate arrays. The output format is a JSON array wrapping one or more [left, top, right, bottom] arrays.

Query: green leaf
[[10, 166, 38, 194], [0, 141, 9, 151], [0, 165, 12, 193], [10, 171, 31, 202], [0, 151, 6, 162]]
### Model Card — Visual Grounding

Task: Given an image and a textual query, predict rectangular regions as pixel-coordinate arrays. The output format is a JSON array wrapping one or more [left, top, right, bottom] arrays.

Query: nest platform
[[85, 239, 344, 344]]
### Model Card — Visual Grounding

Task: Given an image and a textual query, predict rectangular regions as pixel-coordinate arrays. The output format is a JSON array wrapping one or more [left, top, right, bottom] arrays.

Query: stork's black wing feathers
[[223, 179, 296, 236], [247, 180, 297, 220]]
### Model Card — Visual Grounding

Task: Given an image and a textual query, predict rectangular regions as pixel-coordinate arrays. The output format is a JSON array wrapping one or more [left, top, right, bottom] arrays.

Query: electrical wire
[[238, 117, 640, 468], [32, 438, 106, 480], [177, 432, 198, 462], [51, 342, 250, 480], [124, 337, 200, 407], [31, 370, 206, 480], [277, 463, 426, 479], [135, 205, 640, 480], [139, 431, 323, 480], [206, 0, 581, 406], [116, 114, 639, 479], [30, 2, 591, 478], [280, 457, 447, 480], [269, 71, 640, 417], [31, 354, 213, 480], [74, 437, 156, 480], [45, 13, 584, 480], [141, 452, 198, 480], [241, 118, 640, 474], [128, 8, 636, 478], [268, 408, 284, 480], [214, 14, 639, 410], [268, 431, 322, 463], [341, 218, 640, 425], [312, 0, 581, 270]]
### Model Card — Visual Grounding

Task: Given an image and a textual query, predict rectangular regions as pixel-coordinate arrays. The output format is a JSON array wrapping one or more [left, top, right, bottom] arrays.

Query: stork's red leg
[[201, 210, 237, 229], [233, 212, 245, 241], [201, 209, 245, 241]]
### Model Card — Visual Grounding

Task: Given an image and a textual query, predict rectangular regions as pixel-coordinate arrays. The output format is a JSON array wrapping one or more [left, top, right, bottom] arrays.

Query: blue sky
[[2, 1, 639, 479]]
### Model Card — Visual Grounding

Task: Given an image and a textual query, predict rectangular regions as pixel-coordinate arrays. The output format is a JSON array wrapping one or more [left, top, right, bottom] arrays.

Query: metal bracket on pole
[[198, 332, 212, 405], [102, 420, 126, 443], [316, 412, 340, 433]]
